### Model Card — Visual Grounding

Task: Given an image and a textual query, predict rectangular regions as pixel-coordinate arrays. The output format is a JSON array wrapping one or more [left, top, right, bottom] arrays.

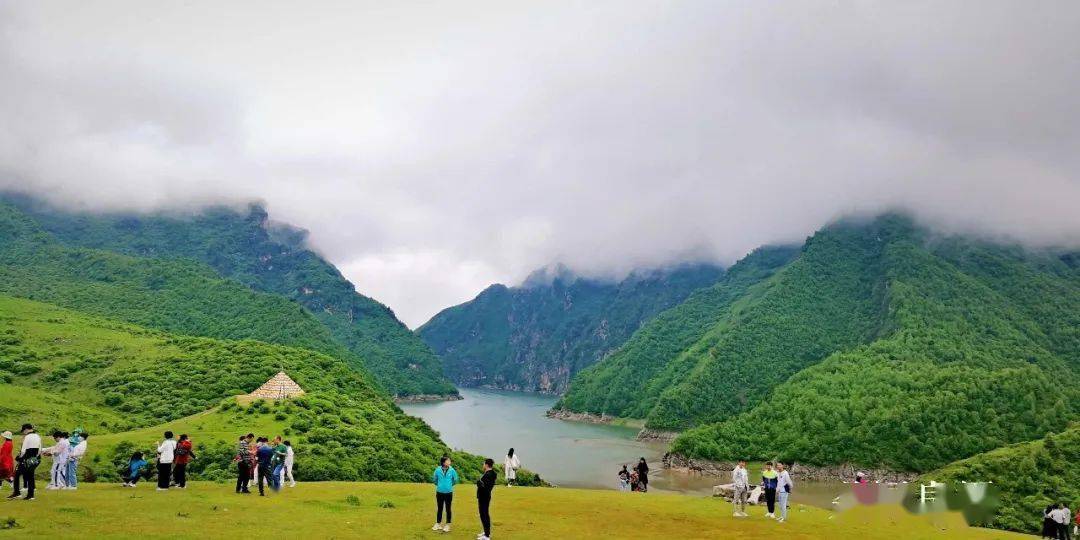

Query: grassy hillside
[[0, 202, 371, 377], [4, 195, 455, 397], [926, 424, 1080, 534], [418, 263, 724, 393], [0, 295, 491, 484], [0, 482, 1019, 539]]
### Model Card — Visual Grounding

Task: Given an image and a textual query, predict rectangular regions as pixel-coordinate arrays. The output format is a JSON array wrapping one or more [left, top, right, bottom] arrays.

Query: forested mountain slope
[[418, 263, 724, 393], [0, 294, 493, 483], [926, 424, 1080, 534], [3, 195, 455, 397], [560, 214, 1080, 472]]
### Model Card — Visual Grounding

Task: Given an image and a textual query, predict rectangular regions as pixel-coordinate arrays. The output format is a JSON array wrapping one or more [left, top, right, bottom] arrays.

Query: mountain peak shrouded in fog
[[3, 2, 1080, 326]]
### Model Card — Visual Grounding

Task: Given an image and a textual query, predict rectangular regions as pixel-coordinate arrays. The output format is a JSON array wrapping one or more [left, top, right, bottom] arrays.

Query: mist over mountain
[[3, 2, 1080, 326]]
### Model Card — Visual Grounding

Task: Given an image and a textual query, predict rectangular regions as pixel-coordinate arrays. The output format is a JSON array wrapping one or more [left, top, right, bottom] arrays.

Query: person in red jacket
[[0, 431, 14, 487], [172, 434, 195, 488]]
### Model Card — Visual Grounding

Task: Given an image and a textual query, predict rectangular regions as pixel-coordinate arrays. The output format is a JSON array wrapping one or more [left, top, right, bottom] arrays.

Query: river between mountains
[[402, 388, 845, 507]]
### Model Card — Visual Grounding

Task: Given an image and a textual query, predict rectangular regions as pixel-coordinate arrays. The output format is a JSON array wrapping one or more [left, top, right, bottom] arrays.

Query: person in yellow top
[[760, 462, 779, 518]]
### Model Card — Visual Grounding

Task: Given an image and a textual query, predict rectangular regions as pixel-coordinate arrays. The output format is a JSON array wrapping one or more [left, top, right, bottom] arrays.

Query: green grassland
[[0, 295, 525, 485], [0, 482, 1022, 539]]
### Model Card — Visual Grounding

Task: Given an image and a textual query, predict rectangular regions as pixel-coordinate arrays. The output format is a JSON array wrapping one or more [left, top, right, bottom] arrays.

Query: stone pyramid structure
[[250, 371, 305, 399]]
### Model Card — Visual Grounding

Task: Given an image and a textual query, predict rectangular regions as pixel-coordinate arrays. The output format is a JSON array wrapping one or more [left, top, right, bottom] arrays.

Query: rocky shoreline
[[662, 453, 919, 483], [636, 428, 679, 442], [545, 408, 620, 424], [393, 393, 464, 404]]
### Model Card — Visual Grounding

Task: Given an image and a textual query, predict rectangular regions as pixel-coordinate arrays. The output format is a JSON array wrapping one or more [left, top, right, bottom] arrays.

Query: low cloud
[[2, 1, 1079, 326]]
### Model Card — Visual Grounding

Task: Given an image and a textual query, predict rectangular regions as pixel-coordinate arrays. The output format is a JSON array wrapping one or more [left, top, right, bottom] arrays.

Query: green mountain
[[560, 215, 1080, 472], [3, 196, 455, 397], [0, 294, 509, 484], [926, 424, 1080, 534], [417, 263, 724, 393]]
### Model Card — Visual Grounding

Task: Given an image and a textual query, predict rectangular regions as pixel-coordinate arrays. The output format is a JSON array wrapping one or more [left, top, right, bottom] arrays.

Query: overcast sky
[[2, 1, 1080, 327]]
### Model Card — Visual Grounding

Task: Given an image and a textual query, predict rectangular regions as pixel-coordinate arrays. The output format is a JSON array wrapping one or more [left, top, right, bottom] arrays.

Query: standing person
[[431, 456, 459, 533], [775, 462, 794, 523], [66, 432, 88, 490], [476, 458, 497, 540], [1049, 503, 1071, 540], [635, 458, 650, 493], [155, 431, 177, 491], [1074, 509, 1079, 539], [44, 430, 70, 490], [1045, 504, 1060, 540], [761, 461, 779, 518], [281, 440, 296, 488], [123, 452, 148, 487], [271, 436, 287, 492], [0, 431, 14, 489], [731, 460, 750, 517], [504, 448, 520, 487], [235, 435, 252, 494], [617, 465, 630, 492], [255, 438, 274, 496], [7, 423, 42, 500], [172, 434, 194, 489], [247, 434, 257, 482]]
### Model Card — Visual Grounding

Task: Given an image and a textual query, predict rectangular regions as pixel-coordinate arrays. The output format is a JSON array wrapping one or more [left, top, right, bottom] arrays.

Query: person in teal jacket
[[432, 456, 459, 533]]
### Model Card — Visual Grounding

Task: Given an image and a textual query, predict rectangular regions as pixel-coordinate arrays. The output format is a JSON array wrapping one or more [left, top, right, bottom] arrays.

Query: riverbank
[[662, 453, 920, 483], [545, 407, 646, 429], [0, 482, 1019, 538], [394, 393, 464, 404]]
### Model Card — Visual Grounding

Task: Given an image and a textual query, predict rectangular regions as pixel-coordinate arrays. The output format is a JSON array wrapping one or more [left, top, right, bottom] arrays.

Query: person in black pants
[[476, 458, 497, 540], [255, 437, 274, 496], [7, 424, 41, 501], [235, 435, 252, 494]]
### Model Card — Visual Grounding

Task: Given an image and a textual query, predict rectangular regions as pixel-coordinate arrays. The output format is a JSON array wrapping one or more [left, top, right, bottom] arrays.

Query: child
[[123, 452, 148, 487]]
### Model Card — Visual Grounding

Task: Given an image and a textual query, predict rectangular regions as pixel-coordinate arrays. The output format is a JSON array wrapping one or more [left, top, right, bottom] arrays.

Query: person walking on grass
[[156, 431, 177, 491], [44, 430, 70, 490], [635, 457, 650, 493], [256, 437, 274, 496], [7, 423, 41, 500], [504, 448, 520, 487], [731, 460, 750, 517], [0, 431, 14, 489], [271, 436, 287, 491], [281, 440, 296, 488], [172, 434, 194, 489], [235, 435, 252, 494], [66, 432, 87, 490], [775, 462, 794, 523], [761, 461, 779, 518], [476, 458, 497, 540], [432, 456, 459, 533], [618, 465, 630, 492], [123, 452, 148, 487]]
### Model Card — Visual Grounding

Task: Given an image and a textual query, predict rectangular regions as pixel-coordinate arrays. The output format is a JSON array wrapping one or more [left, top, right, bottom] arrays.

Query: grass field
[[0, 482, 1022, 539]]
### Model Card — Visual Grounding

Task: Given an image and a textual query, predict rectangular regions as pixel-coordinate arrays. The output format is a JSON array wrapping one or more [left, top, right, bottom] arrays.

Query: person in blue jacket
[[432, 456, 459, 533]]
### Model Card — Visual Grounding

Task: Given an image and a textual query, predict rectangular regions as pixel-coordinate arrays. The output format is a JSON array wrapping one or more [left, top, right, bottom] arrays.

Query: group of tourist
[[429, 449, 512, 540], [1042, 502, 1079, 540], [731, 460, 794, 522], [231, 433, 296, 496], [121, 430, 197, 490], [2, 424, 89, 501], [616, 458, 651, 492]]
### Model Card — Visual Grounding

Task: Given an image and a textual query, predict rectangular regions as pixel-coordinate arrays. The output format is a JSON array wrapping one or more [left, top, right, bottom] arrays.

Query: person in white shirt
[[43, 430, 70, 490], [1049, 503, 1072, 540], [7, 423, 42, 500], [731, 461, 750, 517], [281, 440, 296, 488], [775, 462, 794, 523], [504, 448, 520, 487], [66, 433, 88, 490], [156, 431, 177, 491]]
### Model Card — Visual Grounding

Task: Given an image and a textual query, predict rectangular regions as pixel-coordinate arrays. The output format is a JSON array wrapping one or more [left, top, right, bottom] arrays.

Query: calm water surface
[[403, 388, 843, 507]]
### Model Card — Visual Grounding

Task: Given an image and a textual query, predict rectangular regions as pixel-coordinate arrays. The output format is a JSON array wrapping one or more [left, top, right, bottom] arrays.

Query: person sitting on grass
[[122, 452, 148, 487]]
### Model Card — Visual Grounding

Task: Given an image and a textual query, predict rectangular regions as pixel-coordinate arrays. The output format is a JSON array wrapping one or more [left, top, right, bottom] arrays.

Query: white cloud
[[2, 1, 1079, 326]]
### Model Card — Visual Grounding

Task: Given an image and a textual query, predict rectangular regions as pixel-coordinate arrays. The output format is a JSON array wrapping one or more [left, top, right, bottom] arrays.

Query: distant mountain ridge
[[2, 194, 456, 397], [418, 263, 725, 393], [557, 214, 1080, 473]]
